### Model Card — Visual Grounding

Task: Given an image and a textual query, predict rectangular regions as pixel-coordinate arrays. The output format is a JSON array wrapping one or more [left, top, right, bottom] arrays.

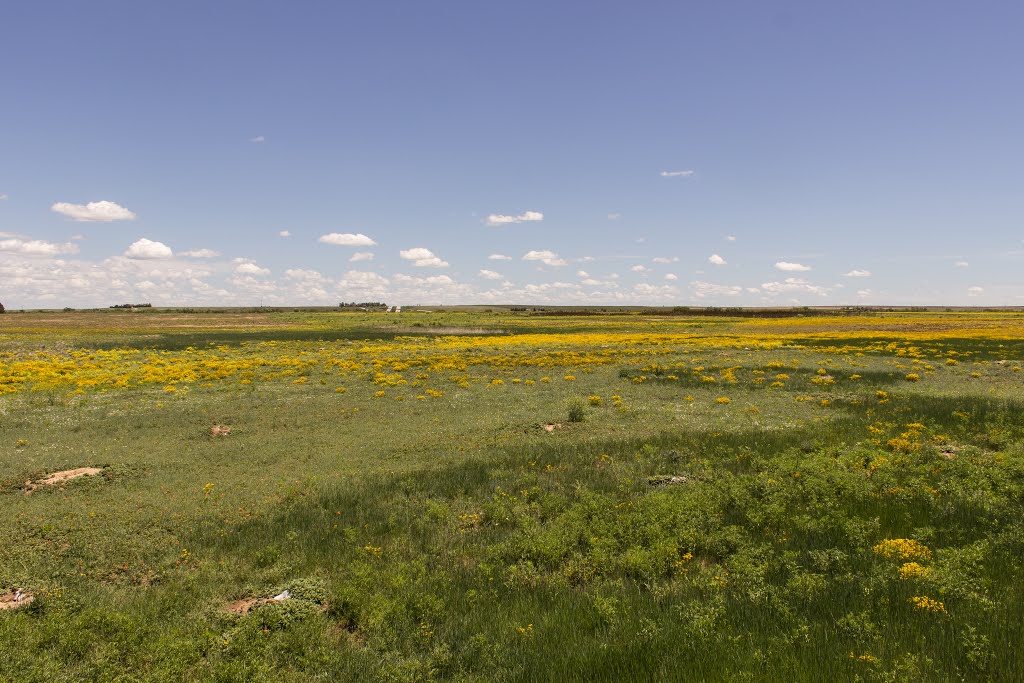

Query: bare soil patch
[[0, 590, 33, 610], [37, 467, 103, 486], [23, 467, 103, 494], [226, 597, 272, 615]]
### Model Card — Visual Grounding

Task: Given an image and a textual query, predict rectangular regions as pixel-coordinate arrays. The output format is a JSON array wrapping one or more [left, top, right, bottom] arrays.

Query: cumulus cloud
[[843, 269, 871, 277], [180, 248, 220, 258], [967, 286, 984, 296], [124, 238, 172, 259], [249, 135, 265, 143], [691, 281, 743, 298], [488, 253, 512, 261], [760, 277, 829, 296], [234, 260, 270, 275], [0, 237, 79, 256], [52, 200, 136, 222], [665, 273, 678, 281], [652, 256, 679, 263], [660, 170, 694, 177], [607, 213, 621, 220], [485, 210, 543, 226], [279, 230, 291, 238], [284, 268, 323, 281], [349, 252, 374, 262], [394, 273, 458, 286], [319, 232, 377, 247], [0, 194, 7, 200], [726, 235, 736, 241], [775, 261, 811, 272], [400, 247, 448, 268], [708, 254, 726, 266], [955, 261, 969, 268], [478, 269, 503, 280], [523, 250, 568, 267], [631, 265, 650, 273]]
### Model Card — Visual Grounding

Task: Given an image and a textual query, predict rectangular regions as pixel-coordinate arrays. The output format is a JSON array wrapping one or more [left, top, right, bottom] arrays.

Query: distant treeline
[[338, 302, 390, 311], [109, 303, 153, 309]]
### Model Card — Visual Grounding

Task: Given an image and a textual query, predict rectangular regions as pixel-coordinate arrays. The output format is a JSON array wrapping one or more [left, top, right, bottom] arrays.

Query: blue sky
[[2, 1, 1022, 308]]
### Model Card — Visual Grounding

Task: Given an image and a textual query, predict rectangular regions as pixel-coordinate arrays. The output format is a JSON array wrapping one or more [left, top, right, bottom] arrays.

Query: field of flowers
[[1, 308, 1022, 681]]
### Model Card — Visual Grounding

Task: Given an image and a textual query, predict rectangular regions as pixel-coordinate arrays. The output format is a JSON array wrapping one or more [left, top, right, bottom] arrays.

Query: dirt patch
[[23, 467, 103, 494], [225, 594, 289, 615], [209, 424, 231, 437], [542, 423, 563, 432], [37, 467, 103, 486], [226, 597, 270, 615], [0, 590, 33, 610]]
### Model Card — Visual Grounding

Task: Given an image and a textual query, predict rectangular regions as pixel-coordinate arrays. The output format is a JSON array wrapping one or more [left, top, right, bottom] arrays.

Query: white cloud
[[234, 260, 270, 275], [319, 232, 377, 247], [652, 256, 679, 263], [284, 268, 323, 281], [180, 248, 220, 258], [338, 270, 389, 290], [0, 194, 7, 200], [726, 235, 736, 241], [249, 135, 266, 143], [843, 269, 871, 277], [607, 213, 621, 220], [400, 247, 448, 268], [393, 273, 459, 286], [279, 230, 291, 238], [691, 281, 743, 298], [660, 170, 694, 177], [760, 277, 829, 296], [52, 200, 136, 222], [523, 250, 568, 267], [0, 237, 79, 256], [479, 269, 503, 280], [485, 210, 544, 226], [665, 273, 678, 281], [857, 289, 872, 297], [124, 238, 172, 260], [967, 286, 984, 296], [349, 251, 374, 262], [631, 265, 650, 273], [488, 253, 512, 261], [708, 254, 726, 266], [955, 261, 969, 268], [775, 261, 811, 272]]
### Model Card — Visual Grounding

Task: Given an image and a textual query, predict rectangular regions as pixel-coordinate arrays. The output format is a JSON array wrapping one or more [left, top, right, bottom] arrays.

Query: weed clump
[[566, 397, 586, 423]]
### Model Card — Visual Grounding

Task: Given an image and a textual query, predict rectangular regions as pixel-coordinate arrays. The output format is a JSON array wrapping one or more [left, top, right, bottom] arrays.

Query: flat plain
[[1, 308, 1022, 681]]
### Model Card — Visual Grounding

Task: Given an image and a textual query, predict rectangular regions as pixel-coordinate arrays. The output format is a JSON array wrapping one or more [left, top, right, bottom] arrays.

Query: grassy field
[[1, 308, 1023, 681]]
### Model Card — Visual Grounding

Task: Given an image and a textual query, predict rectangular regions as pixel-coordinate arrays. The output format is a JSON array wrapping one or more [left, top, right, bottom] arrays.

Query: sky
[[2, 1, 1023, 309]]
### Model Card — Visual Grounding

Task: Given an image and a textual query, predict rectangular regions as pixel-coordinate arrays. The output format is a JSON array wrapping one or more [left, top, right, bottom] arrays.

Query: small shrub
[[566, 397, 586, 423]]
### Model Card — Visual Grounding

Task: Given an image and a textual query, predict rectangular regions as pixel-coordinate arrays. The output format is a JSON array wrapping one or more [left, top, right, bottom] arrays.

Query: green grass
[[1, 310, 1023, 681]]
